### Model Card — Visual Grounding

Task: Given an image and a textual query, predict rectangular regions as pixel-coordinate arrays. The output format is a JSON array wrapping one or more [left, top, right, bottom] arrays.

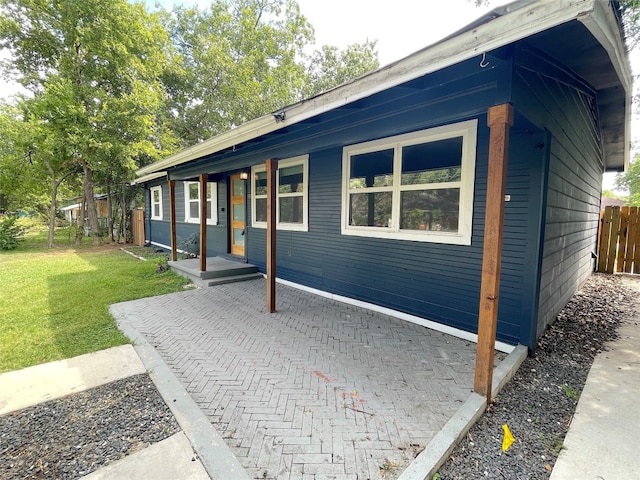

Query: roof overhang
[[136, 0, 631, 179], [133, 170, 167, 185]]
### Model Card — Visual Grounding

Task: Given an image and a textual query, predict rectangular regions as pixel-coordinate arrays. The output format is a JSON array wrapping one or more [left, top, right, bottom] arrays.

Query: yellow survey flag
[[502, 424, 515, 452]]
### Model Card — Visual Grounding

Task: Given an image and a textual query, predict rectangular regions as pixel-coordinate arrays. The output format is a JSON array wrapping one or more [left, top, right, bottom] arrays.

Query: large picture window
[[251, 155, 308, 231], [150, 185, 163, 220], [184, 181, 218, 225], [341, 120, 477, 245]]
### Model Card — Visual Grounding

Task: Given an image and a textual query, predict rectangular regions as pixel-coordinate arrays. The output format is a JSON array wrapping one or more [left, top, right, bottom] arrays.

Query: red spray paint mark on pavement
[[313, 371, 331, 383]]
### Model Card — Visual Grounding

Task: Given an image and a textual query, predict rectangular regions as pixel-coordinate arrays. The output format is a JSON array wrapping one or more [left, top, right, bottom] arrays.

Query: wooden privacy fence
[[131, 208, 145, 246], [597, 206, 640, 274]]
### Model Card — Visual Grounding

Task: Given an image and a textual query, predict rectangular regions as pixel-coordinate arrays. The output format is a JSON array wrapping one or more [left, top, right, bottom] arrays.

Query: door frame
[[229, 174, 247, 257]]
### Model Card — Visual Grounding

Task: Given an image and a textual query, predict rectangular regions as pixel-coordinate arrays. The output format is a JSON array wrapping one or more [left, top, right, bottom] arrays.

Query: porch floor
[[113, 279, 507, 480], [168, 256, 261, 286]]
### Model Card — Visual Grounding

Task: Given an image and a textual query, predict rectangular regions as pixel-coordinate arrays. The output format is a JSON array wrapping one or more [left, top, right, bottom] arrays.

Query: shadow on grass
[[46, 244, 187, 362]]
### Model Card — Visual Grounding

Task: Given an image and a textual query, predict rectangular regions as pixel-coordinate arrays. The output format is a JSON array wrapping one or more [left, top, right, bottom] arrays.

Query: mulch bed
[[0, 374, 179, 480], [437, 273, 639, 479]]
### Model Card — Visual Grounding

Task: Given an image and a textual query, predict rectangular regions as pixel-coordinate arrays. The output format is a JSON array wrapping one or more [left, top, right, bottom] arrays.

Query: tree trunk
[[83, 163, 102, 245], [76, 190, 86, 245], [47, 174, 58, 248], [106, 180, 114, 243], [121, 188, 127, 244]]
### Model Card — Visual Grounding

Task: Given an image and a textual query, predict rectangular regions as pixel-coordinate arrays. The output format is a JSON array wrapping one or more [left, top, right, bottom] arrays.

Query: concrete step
[[168, 256, 261, 287], [206, 273, 264, 286]]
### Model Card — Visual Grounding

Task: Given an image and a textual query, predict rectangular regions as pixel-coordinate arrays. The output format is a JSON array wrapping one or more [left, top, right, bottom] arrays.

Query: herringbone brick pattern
[[117, 279, 494, 480]]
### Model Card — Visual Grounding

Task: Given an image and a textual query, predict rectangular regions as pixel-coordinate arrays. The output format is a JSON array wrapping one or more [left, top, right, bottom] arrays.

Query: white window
[[184, 181, 218, 225], [251, 155, 308, 231], [150, 186, 163, 220], [341, 120, 477, 245]]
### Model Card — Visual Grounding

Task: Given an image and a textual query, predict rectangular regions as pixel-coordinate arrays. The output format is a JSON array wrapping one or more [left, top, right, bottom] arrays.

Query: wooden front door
[[230, 174, 246, 257]]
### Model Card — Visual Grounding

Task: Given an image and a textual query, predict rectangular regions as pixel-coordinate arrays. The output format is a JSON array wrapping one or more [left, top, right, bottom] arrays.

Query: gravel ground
[[0, 373, 179, 480], [437, 273, 639, 480]]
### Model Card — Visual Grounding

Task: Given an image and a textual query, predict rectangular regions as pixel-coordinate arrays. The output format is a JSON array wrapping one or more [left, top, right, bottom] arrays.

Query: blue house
[[135, 0, 631, 354]]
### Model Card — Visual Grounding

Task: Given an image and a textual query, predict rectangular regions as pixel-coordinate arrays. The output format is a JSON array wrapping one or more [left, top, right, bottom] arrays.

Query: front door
[[230, 174, 246, 257]]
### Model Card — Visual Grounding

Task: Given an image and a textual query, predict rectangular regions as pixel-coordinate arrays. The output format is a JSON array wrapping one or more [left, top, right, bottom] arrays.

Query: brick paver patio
[[114, 278, 490, 480]]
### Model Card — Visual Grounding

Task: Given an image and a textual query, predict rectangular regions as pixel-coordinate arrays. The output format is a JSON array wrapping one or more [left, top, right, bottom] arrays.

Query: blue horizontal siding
[[513, 45, 602, 344], [248, 125, 548, 346]]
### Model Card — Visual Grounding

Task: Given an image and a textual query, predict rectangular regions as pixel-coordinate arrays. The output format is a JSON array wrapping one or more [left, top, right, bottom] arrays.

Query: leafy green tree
[[160, 0, 380, 146], [616, 154, 640, 206], [304, 41, 379, 98], [0, 0, 170, 244], [161, 0, 314, 145]]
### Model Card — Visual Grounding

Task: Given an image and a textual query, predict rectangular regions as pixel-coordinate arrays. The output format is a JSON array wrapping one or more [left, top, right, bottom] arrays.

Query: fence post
[[617, 206, 629, 272], [597, 206, 612, 273]]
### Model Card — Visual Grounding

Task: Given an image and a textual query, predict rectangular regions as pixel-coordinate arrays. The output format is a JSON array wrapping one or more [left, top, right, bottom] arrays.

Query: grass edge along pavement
[[0, 233, 190, 373]]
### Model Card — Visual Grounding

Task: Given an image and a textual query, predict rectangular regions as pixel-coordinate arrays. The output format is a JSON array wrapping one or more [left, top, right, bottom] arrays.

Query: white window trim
[[251, 155, 309, 232], [184, 181, 218, 225], [150, 185, 163, 220], [341, 119, 477, 245]]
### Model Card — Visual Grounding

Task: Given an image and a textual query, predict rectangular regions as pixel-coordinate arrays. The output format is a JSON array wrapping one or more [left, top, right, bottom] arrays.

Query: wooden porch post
[[266, 158, 278, 313], [199, 173, 208, 272], [169, 180, 177, 261], [474, 103, 514, 402]]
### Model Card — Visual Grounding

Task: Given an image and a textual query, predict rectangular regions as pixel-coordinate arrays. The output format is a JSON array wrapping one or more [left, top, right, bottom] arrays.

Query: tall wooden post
[[169, 180, 177, 261], [474, 103, 514, 402], [199, 173, 208, 272], [266, 159, 278, 313]]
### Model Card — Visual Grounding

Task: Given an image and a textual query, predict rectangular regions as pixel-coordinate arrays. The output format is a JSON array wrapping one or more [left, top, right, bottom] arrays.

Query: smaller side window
[[251, 155, 308, 231], [184, 181, 218, 225], [150, 186, 163, 220]]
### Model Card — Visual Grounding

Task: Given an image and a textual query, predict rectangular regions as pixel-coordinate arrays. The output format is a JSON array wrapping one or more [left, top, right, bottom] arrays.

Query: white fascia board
[[133, 171, 167, 185], [61, 203, 81, 211], [136, 116, 278, 176], [137, 0, 598, 178]]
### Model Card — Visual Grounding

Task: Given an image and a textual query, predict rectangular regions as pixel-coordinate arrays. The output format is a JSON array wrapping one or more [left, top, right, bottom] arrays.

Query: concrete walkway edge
[[80, 432, 209, 480], [549, 316, 640, 479], [111, 303, 251, 480], [398, 344, 528, 480], [0, 344, 146, 416]]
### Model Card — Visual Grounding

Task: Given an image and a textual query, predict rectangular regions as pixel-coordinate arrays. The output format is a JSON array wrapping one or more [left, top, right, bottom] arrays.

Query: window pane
[[400, 189, 460, 231], [153, 189, 160, 202], [233, 228, 245, 246], [206, 199, 214, 220], [190, 201, 199, 219], [189, 182, 199, 200], [279, 196, 303, 223], [279, 164, 304, 194], [255, 198, 267, 222], [349, 149, 394, 189], [233, 203, 245, 222], [254, 171, 267, 196], [349, 192, 392, 227], [233, 178, 244, 197], [153, 204, 160, 217], [401, 138, 463, 185]]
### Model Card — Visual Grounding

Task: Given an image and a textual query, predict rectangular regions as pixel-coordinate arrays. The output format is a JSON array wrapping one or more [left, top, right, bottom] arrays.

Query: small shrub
[[0, 215, 27, 250]]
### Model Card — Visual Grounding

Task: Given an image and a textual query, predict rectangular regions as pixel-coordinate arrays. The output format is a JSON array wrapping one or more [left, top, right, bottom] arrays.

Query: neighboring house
[[61, 194, 109, 228], [600, 196, 627, 209], [135, 0, 631, 351]]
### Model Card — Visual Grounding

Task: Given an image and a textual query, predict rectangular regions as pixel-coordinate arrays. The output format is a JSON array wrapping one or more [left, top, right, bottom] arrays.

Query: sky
[[1, 0, 635, 188]]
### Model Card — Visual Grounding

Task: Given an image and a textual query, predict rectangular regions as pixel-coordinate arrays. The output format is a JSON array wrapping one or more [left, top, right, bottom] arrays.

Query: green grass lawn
[[0, 227, 190, 373]]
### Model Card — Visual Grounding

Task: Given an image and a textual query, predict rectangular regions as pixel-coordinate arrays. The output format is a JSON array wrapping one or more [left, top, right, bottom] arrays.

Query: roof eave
[[577, 0, 632, 171], [137, 0, 612, 179]]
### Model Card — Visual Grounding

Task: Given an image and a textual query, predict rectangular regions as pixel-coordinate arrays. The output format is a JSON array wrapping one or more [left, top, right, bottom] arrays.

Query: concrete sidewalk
[[550, 315, 640, 480], [0, 345, 212, 480]]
